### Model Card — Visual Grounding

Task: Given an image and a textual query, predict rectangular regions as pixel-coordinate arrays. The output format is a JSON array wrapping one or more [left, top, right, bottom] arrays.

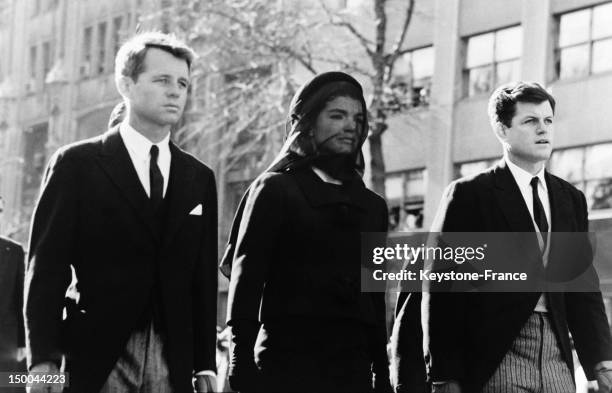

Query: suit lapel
[[545, 172, 572, 232], [162, 142, 197, 249], [96, 127, 158, 240], [493, 160, 537, 233]]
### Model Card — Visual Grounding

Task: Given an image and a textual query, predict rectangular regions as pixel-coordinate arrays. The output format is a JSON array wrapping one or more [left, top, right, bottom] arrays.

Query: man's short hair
[[488, 81, 556, 130], [114, 32, 196, 83]]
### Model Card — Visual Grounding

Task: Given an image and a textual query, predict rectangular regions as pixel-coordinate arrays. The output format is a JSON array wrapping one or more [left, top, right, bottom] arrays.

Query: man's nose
[[166, 82, 181, 97], [536, 120, 549, 133]]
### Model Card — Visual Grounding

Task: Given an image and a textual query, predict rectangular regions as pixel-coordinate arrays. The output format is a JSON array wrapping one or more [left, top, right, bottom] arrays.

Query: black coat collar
[[493, 159, 537, 233], [291, 167, 373, 210]]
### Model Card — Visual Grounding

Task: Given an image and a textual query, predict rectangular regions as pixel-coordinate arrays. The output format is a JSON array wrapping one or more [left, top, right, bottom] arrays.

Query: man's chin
[[158, 114, 182, 126]]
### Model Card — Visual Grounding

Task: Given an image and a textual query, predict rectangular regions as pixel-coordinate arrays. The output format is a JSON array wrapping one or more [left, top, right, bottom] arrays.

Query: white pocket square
[[189, 204, 203, 216]]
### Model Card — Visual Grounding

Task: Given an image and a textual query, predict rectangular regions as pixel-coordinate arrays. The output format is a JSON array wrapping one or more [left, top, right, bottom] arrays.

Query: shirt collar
[[119, 121, 170, 161], [505, 156, 547, 192]]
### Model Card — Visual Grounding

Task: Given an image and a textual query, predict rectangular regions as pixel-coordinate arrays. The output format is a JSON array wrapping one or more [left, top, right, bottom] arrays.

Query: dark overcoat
[[24, 127, 218, 393], [227, 167, 390, 390]]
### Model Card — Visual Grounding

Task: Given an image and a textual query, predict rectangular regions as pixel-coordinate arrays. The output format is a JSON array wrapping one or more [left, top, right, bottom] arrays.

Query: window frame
[[548, 143, 612, 218], [555, 2, 612, 81], [389, 45, 435, 109], [463, 25, 523, 97], [385, 168, 427, 232]]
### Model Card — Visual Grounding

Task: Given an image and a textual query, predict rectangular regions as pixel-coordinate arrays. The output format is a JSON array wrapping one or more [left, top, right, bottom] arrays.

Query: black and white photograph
[[1, 0, 612, 392]]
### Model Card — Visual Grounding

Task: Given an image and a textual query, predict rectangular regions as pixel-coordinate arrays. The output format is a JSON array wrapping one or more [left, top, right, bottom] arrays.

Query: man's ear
[[495, 123, 507, 141], [116, 76, 132, 98]]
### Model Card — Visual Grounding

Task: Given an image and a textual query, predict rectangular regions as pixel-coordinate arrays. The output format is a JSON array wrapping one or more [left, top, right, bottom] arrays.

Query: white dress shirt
[[505, 157, 551, 235], [119, 122, 171, 197], [505, 156, 550, 312]]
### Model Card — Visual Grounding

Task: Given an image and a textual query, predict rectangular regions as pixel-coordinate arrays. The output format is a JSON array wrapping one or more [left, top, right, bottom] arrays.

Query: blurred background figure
[[217, 326, 232, 392], [0, 196, 26, 393]]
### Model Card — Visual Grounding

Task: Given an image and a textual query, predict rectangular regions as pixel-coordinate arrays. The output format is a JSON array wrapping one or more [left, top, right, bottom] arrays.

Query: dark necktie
[[149, 145, 163, 210], [530, 177, 548, 244]]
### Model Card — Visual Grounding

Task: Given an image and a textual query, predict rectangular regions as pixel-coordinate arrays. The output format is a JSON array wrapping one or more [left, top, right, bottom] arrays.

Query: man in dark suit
[[0, 196, 26, 393], [422, 82, 612, 393], [24, 32, 218, 393]]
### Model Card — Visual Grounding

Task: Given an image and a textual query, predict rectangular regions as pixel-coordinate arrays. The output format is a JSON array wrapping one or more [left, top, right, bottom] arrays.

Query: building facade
[[0, 0, 146, 240], [379, 0, 612, 296]]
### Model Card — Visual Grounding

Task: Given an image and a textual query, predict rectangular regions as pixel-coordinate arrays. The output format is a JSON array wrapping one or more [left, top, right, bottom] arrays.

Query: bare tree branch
[[385, 0, 415, 83], [224, 119, 285, 172], [309, 55, 374, 78], [318, 0, 374, 58], [202, 6, 318, 74]]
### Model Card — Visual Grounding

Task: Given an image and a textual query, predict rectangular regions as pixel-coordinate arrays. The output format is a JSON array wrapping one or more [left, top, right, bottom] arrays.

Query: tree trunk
[[368, 114, 387, 198]]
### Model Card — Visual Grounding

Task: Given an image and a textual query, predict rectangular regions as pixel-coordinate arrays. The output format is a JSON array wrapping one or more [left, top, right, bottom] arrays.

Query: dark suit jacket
[[421, 160, 612, 392], [0, 236, 25, 369], [24, 127, 218, 392], [226, 168, 390, 380]]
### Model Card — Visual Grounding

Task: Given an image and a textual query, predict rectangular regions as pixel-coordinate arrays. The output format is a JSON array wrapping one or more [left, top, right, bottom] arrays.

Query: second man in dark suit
[[422, 82, 612, 393]]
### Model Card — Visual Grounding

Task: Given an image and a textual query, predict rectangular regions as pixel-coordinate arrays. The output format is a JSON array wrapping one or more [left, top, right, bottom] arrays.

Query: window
[[0, 2, 10, 30], [454, 159, 498, 179], [28, 45, 38, 91], [97, 22, 107, 74], [21, 122, 49, 217], [81, 26, 93, 77], [46, 0, 59, 11], [464, 26, 522, 96], [556, 3, 612, 79], [386, 169, 427, 231], [42, 41, 52, 80], [31, 0, 41, 17], [549, 143, 612, 215], [112, 16, 123, 56], [389, 46, 434, 109]]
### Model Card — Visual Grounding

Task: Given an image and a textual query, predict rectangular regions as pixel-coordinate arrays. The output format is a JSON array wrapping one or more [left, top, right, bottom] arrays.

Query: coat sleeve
[[421, 181, 474, 384], [24, 150, 76, 369], [390, 291, 427, 393], [193, 168, 219, 373], [226, 174, 285, 325], [566, 190, 612, 379], [369, 198, 393, 392]]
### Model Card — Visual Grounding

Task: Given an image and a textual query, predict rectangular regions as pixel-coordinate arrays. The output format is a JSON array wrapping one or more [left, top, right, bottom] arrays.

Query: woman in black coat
[[223, 71, 391, 393]]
